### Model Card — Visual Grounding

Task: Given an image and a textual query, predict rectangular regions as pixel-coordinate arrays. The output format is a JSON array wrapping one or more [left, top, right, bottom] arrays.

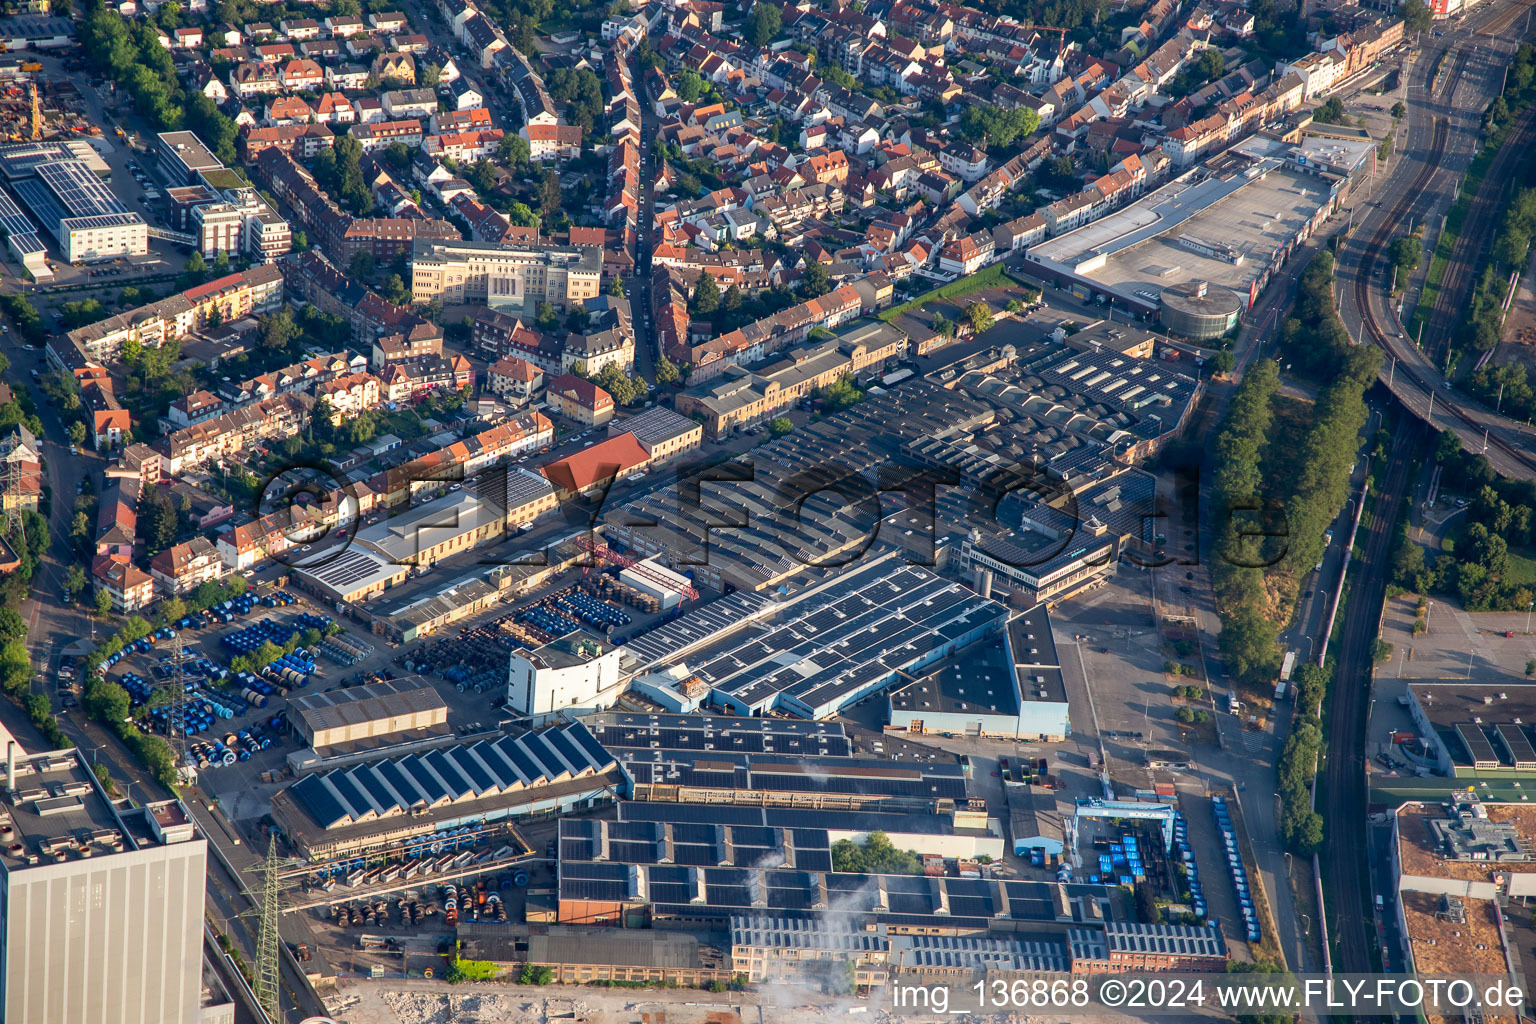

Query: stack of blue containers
[[1213, 796, 1261, 941], [1171, 811, 1207, 920]]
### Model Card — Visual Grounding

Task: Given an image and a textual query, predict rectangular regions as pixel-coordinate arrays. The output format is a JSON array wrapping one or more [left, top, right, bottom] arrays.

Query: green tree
[[675, 69, 705, 103], [1391, 101, 1407, 121], [499, 133, 530, 168], [694, 272, 721, 314], [94, 588, 113, 617], [748, 2, 782, 46], [258, 306, 298, 353], [607, 275, 625, 297], [800, 260, 830, 298], [64, 564, 86, 596], [768, 416, 794, 437], [1402, 0, 1432, 34], [67, 422, 87, 447], [349, 250, 376, 282], [182, 250, 207, 286], [965, 301, 993, 334], [535, 301, 559, 331], [655, 354, 680, 385]]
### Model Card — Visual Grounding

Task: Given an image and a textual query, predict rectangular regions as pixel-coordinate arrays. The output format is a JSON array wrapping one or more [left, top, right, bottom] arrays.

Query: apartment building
[[55, 265, 284, 365], [148, 536, 227, 596]]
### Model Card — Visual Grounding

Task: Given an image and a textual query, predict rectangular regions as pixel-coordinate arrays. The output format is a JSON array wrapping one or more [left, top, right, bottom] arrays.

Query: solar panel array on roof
[[587, 711, 853, 757], [1103, 920, 1227, 958], [642, 559, 1006, 717], [286, 720, 615, 830], [36, 160, 127, 217], [1456, 723, 1500, 767], [622, 592, 774, 667], [616, 747, 967, 802]]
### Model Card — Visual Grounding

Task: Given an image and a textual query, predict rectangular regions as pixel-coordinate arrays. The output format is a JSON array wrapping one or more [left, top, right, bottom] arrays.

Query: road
[[629, 53, 660, 382]]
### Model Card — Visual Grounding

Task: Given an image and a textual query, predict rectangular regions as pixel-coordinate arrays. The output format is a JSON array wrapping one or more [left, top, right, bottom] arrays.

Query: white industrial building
[[506, 630, 625, 724], [618, 555, 690, 611]]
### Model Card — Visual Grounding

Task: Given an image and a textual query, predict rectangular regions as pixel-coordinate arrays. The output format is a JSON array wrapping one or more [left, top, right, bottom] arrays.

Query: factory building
[[288, 676, 449, 754], [585, 712, 969, 812], [271, 719, 622, 860], [888, 603, 1070, 741], [505, 630, 626, 724], [0, 746, 208, 1024], [12, 160, 148, 263], [619, 557, 1007, 719]]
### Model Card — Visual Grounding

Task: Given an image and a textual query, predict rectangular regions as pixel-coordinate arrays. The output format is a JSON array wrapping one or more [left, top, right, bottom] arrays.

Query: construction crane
[[573, 535, 699, 600]]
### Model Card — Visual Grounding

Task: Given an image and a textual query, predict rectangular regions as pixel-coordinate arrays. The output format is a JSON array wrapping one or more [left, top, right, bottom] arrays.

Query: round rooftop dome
[[1159, 280, 1243, 341]]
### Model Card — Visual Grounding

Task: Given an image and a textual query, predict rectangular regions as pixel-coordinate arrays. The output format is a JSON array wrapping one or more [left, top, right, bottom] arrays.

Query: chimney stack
[[7, 742, 15, 792]]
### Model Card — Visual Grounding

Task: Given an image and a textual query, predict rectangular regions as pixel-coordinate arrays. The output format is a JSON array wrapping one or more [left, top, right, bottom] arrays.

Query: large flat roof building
[[0, 746, 207, 1024], [12, 160, 148, 263], [272, 719, 622, 859], [1022, 143, 1339, 333]]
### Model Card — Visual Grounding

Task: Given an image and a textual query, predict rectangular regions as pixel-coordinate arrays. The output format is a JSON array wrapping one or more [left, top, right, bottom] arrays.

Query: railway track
[[1354, 116, 1536, 475], [1480, 0, 1536, 37]]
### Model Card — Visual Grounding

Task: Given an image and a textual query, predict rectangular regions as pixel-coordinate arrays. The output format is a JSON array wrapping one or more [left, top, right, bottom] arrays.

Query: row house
[[217, 480, 377, 571], [424, 128, 504, 163], [431, 107, 494, 134], [233, 351, 364, 403], [56, 264, 285, 366], [369, 408, 552, 508], [351, 119, 426, 152], [681, 283, 862, 382], [241, 123, 336, 162], [162, 393, 314, 474], [337, 216, 461, 266], [166, 389, 227, 429], [377, 353, 475, 403], [523, 122, 584, 162], [149, 536, 227, 597], [990, 212, 1048, 254]]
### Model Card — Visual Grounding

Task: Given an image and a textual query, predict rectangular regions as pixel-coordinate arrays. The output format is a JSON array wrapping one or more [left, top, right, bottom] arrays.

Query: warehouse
[[292, 545, 410, 605], [354, 489, 507, 568], [271, 719, 622, 860], [288, 676, 448, 754], [617, 555, 690, 611], [1021, 144, 1336, 327]]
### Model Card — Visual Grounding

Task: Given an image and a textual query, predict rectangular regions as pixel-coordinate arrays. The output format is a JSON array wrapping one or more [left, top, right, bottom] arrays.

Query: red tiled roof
[[540, 433, 649, 493]]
